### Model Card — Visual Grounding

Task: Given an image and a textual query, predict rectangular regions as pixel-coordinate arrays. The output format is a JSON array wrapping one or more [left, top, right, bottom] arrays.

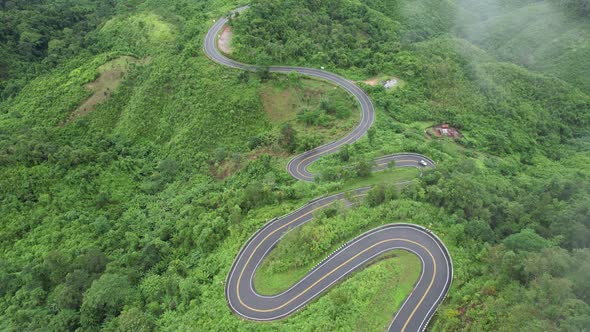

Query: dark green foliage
[[338, 144, 350, 162], [0, 0, 117, 99], [113, 307, 155, 332], [354, 158, 373, 178], [231, 0, 401, 74], [256, 66, 271, 81], [366, 184, 398, 207], [297, 107, 329, 126], [48, 309, 80, 331], [0, 0, 589, 331], [504, 229, 552, 252], [320, 92, 352, 119], [367, 127, 376, 145], [80, 274, 135, 328], [279, 123, 297, 152]]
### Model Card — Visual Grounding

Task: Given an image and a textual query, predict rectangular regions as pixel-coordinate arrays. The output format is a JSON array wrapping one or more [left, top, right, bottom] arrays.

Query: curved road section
[[205, 7, 453, 332]]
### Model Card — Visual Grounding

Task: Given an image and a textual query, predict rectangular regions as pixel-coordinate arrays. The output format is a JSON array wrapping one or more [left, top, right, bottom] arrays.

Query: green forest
[[1, 0, 589, 331]]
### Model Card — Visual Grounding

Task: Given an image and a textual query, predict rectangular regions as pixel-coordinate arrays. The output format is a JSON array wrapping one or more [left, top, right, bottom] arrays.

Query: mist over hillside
[[453, 0, 590, 92]]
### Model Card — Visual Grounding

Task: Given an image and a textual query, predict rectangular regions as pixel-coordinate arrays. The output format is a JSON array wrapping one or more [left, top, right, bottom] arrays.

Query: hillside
[[1, 0, 589, 331], [454, 0, 590, 93]]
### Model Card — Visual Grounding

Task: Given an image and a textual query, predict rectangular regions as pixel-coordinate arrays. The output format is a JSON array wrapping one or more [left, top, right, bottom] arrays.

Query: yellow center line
[[401, 246, 436, 331], [375, 159, 419, 165], [211, 12, 444, 331], [236, 199, 344, 308], [234, 197, 438, 331], [296, 153, 419, 178], [236, 194, 366, 306]]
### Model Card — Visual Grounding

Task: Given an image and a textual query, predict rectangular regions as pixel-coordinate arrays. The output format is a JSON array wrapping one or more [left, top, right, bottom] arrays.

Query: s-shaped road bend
[[205, 6, 453, 332]]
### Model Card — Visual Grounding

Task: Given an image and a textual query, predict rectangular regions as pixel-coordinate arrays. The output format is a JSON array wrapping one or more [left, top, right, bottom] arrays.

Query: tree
[[279, 123, 297, 152], [355, 158, 373, 177], [257, 66, 271, 81], [140, 240, 169, 271], [113, 307, 155, 332], [248, 135, 264, 150], [503, 229, 551, 252], [237, 70, 249, 83], [80, 274, 135, 328], [367, 127, 376, 145], [48, 269, 95, 311], [157, 159, 178, 179], [287, 71, 300, 87], [241, 182, 270, 210], [45, 250, 71, 286], [571, 249, 590, 302], [338, 144, 350, 162], [48, 309, 80, 332], [51, 284, 82, 310], [366, 185, 385, 207], [366, 184, 398, 207], [75, 248, 107, 275], [465, 219, 495, 243]]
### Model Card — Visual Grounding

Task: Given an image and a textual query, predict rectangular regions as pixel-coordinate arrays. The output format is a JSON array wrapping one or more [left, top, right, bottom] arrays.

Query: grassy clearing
[[338, 166, 421, 192], [68, 56, 149, 123], [208, 75, 360, 179], [351, 251, 422, 331], [259, 81, 299, 124], [259, 76, 359, 144], [305, 156, 422, 187]]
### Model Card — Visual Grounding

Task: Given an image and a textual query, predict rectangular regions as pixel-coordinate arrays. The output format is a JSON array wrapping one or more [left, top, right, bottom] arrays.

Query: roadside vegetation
[[258, 74, 359, 152], [253, 200, 421, 295], [255, 249, 421, 331], [0, 0, 589, 331]]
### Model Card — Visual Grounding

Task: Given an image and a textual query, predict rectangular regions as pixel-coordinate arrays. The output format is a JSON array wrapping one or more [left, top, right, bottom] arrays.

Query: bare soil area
[[219, 26, 233, 54], [67, 56, 150, 123], [363, 77, 381, 86]]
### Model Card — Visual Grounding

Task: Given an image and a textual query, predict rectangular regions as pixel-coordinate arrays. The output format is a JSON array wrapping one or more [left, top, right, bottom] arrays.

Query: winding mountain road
[[205, 6, 453, 331]]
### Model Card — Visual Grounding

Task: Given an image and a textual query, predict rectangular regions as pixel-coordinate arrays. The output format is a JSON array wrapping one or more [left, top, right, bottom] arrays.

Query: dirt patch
[[67, 56, 150, 124], [210, 159, 241, 180], [363, 77, 381, 86], [218, 26, 233, 54]]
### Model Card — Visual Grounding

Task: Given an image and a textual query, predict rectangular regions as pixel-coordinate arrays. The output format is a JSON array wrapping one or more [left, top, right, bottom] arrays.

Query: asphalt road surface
[[205, 7, 453, 332]]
